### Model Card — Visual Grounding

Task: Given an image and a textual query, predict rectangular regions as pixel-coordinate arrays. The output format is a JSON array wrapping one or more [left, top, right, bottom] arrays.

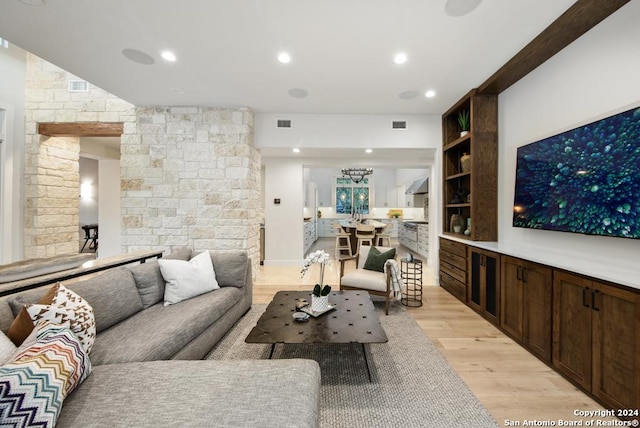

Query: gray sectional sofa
[[0, 249, 321, 427]]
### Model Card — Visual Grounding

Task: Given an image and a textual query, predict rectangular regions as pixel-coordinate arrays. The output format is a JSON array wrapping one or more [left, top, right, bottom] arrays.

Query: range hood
[[405, 177, 429, 194]]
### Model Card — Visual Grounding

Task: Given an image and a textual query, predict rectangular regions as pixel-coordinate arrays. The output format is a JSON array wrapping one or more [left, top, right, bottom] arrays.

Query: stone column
[[121, 107, 261, 273], [23, 135, 80, 258]]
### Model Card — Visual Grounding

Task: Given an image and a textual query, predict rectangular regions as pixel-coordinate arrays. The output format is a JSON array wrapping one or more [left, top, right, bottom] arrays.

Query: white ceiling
[[0, 0, 578, 116]]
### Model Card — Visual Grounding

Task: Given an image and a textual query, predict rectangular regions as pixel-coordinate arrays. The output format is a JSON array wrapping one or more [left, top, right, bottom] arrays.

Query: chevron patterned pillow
[[0, 320, 92, 427]]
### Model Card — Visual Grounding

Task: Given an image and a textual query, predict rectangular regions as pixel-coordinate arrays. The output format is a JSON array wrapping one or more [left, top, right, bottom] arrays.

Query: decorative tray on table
[[300, 304, 337, 318]]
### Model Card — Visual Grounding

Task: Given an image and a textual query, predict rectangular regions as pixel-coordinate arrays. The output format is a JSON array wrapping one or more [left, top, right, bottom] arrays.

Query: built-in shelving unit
[[442, 89, 498, 241]]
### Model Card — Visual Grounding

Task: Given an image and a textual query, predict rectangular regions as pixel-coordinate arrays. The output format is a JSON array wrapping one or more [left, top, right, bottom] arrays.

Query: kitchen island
[[338, 220, 388, 254]]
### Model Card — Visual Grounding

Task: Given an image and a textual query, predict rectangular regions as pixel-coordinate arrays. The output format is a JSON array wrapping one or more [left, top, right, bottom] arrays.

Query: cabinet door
[[500, 256, 523, 341], [553, 271, 592, 391], [522, 262, 552, 362], [484, 253, 499, 323], [468, 250, 482, 313], [591, 282, 640, 410], [468, 248, 499, 324]]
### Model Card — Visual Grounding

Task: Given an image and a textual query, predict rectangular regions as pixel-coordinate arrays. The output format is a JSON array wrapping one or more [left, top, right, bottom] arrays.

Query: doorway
[[32, 122, 123, 259], [79, 136, 121, 257]]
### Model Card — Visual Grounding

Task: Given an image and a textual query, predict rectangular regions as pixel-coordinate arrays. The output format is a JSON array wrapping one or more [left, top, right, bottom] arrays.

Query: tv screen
[[513, 106, 640, 239]]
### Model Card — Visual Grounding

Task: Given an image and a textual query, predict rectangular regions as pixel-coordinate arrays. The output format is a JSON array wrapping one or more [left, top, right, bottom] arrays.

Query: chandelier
[[341, 167, 373, 184]]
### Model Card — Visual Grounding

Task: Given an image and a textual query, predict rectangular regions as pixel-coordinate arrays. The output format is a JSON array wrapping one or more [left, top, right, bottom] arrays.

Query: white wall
[[257, 113, 441, 263], [263, 158, 304, 265], [498, 1, 640, 288], [79, 157, 99, 227], [98, 160, 120, 258], [311, 167, 428, 213], [255, 113, 440, 149], [0, 43, 26, 263]]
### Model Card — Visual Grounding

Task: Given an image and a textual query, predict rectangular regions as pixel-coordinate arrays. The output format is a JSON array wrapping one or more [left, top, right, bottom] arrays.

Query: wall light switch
[[274, 198, 281, 204]]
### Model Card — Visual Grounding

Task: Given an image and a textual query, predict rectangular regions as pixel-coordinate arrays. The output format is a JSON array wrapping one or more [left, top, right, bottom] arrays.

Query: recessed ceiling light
[[161, 51, 176, 62], [288, 88, 308, 98], [18, 0, 45, 6], [365, 149, 373, 154], [445, 0, 482, 17], [122, 48, 155, 65], [292, 148, 300, 153], [398, 90, 419, 100], [393, 52, 408, 65], [278, 52, 291, 64], [425, 90, 436, 98]]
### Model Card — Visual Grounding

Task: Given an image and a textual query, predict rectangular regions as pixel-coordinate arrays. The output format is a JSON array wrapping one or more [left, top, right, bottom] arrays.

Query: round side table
[[401, 257, 423, 307]]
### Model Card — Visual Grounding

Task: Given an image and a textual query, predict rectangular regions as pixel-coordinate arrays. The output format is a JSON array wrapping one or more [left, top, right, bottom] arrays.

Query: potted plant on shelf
[[301, 250, 332, 312], [457, 110, 470, 137]]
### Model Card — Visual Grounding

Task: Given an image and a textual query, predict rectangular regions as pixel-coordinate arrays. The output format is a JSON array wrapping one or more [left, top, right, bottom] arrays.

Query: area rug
[[207, 301, 499, 428]]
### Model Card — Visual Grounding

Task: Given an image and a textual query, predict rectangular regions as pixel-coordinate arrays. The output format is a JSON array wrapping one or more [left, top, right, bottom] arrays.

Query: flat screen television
[[513, 106, 640, 239]]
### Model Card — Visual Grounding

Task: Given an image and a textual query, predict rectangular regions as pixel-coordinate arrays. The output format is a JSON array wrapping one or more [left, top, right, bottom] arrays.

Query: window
[[334, 177, 371, 215]]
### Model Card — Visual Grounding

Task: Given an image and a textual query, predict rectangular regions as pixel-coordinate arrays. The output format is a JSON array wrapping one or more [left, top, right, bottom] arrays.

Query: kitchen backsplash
[[315, 206, 426, 220]]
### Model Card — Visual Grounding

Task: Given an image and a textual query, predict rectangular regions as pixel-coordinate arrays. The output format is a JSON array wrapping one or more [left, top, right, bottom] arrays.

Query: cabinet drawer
[[440, 259, 466, 284], [440, 270, 466, 302], [440, 249, 466, 271], [440, 237, 466, 258], [417, 243, 429, 256]]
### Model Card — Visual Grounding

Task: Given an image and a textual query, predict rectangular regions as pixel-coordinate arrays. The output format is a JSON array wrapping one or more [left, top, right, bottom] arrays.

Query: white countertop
[[440, 234, 639, 290], [339, 219, 387, 228]]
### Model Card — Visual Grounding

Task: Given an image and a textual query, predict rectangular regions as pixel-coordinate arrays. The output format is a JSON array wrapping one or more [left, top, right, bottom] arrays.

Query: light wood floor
[[256, 238, 616, 427]]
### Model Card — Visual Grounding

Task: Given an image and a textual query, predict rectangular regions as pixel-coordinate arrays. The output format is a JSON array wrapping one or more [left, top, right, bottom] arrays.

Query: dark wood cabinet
[[441, 89, 497, 241], [553, 271, 640, 410], [438, 238, 640, 412], [500, 256, 552, 362], [438, 237, 467, 303], [467, 248, 499, 325]]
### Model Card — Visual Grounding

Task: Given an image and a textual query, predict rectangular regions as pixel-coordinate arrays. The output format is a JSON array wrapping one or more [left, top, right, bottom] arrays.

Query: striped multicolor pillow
[[0, 320, 91, 427]]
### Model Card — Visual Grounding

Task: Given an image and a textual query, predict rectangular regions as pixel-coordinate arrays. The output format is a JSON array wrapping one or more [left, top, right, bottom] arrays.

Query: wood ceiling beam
[[38, 122, 124, 137], [477, 0, 630, 95]]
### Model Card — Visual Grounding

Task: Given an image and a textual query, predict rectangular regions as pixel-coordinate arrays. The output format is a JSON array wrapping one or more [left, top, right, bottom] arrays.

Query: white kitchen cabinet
[[317, 219, 338, 238], [399, 221, 429, 258], [378, 218, 399, 238], [417, 224, 429, 258], [399, 222, 418, 252], [375, 185, 399, 208], [303, 221, 316, 254], [317, 185, 331, 208]]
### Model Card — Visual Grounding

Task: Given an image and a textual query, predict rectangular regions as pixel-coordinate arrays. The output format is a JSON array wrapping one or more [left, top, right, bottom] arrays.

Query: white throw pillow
[[159, 250, 219, 306]]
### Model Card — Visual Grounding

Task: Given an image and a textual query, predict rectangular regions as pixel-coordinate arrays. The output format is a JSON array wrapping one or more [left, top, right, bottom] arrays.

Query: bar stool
[[333, 223, 352, 258], [81, 224, 99, 252], [355, 224, 376, 255], [375, 223, 392, 247]]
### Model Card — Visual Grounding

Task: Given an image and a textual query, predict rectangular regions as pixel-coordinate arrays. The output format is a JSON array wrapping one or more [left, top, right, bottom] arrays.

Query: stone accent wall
[[22, 54, 260, 269], [121, 107, 261, 272], [23, 135, 79, 257], [23, 54, 135, 258]]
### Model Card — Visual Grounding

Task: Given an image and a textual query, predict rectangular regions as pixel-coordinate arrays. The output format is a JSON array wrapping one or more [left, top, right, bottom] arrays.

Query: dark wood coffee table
[[245, 290, 388, 381]]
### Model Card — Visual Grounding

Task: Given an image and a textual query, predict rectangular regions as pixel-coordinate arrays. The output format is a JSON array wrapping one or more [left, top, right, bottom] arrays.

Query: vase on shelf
[[460, 130, 469, 137], [450, 214, 465, 234], [464, 218, 471, 236], [460, 152, 471, 173]]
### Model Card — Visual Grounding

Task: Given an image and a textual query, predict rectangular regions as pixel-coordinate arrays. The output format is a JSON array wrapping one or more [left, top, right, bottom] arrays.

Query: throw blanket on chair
[[384, 259, 403, 300]]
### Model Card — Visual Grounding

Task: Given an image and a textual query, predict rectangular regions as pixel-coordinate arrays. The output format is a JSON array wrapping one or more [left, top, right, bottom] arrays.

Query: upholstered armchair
[[339, 245, 398, 315]]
